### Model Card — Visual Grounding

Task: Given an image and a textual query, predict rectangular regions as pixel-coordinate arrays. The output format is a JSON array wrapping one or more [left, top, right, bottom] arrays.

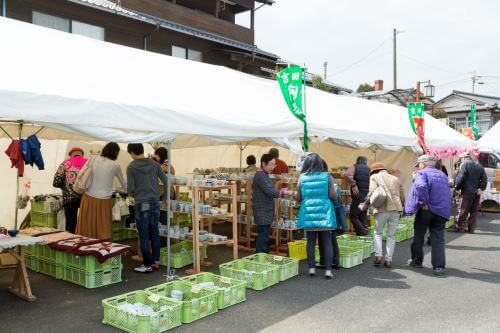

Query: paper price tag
[[220, 277, 231, 284], [192, 285, 202, 293], [148, 294, 161, 303], [274, 256, 283, 261]]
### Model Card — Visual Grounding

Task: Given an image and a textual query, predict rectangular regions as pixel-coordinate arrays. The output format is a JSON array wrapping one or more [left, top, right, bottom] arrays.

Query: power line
[[397, 53, 468, 76], [327, 38, 390, 78]]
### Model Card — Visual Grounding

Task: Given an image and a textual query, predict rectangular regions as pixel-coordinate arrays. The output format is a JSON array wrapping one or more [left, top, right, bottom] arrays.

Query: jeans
[[411, 209, 447, 269], [256, 224, 271, 253], [335, 205, 348, 233], [64, 199, 81, 234], [135, 200, 161, 267], [374, 211, 400, 262], [318, 230, 339, 266], [350, 197, 368, 235], [307, 230, 333, 268], [457, 193, 480, 231]]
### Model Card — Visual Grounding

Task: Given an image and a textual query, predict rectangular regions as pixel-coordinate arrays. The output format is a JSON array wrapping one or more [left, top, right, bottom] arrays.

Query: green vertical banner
[[276, 66, 309, 151], [407, 103, 428, 152], [469, 104, 478, 139]]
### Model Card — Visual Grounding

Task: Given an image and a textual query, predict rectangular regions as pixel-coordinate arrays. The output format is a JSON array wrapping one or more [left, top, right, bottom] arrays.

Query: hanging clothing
[[5, 139, 24, 177], [21, 135, 45, 170]]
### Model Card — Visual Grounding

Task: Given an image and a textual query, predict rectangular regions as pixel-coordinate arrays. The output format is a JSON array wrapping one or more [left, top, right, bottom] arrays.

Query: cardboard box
[[0, 252, 17, 266]]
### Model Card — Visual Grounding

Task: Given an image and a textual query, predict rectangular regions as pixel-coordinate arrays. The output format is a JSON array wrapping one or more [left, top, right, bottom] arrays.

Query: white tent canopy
[[478, 121, 500, 152], [0, 17, 473, 151]]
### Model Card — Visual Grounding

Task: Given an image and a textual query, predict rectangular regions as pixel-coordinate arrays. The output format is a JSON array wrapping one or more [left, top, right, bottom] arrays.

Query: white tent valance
[[0, 17, 473, 151], [478, 121, 500, 152]]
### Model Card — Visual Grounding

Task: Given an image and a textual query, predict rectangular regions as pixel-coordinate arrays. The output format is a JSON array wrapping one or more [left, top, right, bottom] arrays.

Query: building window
[[449, 116, 467, 131], [171, 45, 203, 62], [32, 11, 105, 41], [476, 115, 491, 135]]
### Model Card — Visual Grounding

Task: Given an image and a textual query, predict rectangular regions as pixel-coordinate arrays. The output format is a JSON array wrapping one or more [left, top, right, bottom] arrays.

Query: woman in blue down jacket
[[297, 153, 337, 279]]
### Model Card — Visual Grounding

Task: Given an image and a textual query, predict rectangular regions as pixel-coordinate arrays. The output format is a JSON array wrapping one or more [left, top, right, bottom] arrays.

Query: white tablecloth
[[481, 191, 500, 204], [0, 236, 45, 250]]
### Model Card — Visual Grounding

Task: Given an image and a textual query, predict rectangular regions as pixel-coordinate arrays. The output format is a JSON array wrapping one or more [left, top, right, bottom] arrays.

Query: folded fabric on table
[[72, 241, 131, 263], [41, 232, 78, 244], [49, 237, 131, 263], [19, 227, 58, 236], [48, 236, 103, 253]]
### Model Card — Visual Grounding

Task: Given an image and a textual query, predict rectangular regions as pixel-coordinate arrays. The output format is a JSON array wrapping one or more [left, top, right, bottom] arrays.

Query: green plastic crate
[[102, 290, 182, 333], [159, 241, 207, 269], [112, 229, 126, 241], [180, 272, 246, 310], [145, 281, 218, 324], [37, 258, 64, 279], [243, 253, 299, 281], [219, 259, 279, 291], [24, 245, 37, 256], [124, 229, 138, 239], [30, 199, 57, 213], [25, 254, 38, 271], [34, 244, 64, 263], [30, 211, 57, 228], [62, 252, 121, 273], [63, 265, 122, 288], [338, 248, 363, 268], [113, 218, 126, 231]]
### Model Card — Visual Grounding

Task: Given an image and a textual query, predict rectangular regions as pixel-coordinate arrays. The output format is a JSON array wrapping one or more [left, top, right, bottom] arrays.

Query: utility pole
[[393, 28, 397, 90], [323, 61, 328, 80]]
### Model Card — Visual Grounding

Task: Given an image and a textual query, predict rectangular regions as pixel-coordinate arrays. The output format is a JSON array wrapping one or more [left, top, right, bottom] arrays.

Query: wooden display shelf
[[199, 213, 232, 219]]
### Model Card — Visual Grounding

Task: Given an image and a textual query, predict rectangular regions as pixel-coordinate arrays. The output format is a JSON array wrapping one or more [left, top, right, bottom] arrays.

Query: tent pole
[[165, 140, 174, 281], [14, 121, 23, 229]]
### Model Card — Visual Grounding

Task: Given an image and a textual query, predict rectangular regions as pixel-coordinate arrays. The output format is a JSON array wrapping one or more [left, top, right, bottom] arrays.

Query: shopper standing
[[297, 153, 337, 279], [450, 152, 487, 233], [76, 142, 126, 240], [53, 147, 88, 233], [361, 163, 405, 268], [405, 155, 451, 276], [269, 148, 289, 174], [244, 155, 258, 173], [344, 156, 370, 235], [127, 143, 169, 273], [252, 154, 281, 253]]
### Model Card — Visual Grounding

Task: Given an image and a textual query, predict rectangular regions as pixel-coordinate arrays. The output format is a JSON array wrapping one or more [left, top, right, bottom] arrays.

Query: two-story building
[[432, 90, 500, 137], [3, 0, 278, 76]]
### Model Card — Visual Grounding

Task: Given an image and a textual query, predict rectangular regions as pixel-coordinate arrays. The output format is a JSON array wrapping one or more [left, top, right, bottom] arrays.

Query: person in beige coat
[[361, 163, 405, 268]]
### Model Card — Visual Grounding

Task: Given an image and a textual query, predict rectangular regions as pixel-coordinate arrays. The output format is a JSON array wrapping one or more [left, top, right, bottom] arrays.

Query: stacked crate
[[25, 244, 122, 288]]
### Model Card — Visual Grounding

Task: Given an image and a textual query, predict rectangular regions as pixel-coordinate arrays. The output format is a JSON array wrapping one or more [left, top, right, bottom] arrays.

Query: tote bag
[[370, 174, 388, 208], [73, 157, 95, 195]]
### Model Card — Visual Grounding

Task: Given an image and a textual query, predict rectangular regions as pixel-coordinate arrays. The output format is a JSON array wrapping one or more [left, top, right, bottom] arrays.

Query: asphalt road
[[1, 213, 499, 333]]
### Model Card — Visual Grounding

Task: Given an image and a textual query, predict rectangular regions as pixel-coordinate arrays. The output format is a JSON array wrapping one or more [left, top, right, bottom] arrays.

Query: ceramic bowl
[[8, 229, 19, 237]]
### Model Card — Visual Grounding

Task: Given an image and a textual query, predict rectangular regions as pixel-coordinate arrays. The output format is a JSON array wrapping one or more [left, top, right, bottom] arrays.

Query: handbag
[[370, 174, 387, 208], [73, 157, 95, 195]]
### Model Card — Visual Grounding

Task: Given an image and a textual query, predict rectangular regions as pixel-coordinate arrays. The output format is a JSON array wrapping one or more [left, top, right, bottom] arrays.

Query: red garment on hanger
[[5, 140, 24, 177]]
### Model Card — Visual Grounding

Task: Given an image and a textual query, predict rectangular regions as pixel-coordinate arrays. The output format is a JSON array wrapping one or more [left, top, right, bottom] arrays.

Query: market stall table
[[0, 235, 44, 302]]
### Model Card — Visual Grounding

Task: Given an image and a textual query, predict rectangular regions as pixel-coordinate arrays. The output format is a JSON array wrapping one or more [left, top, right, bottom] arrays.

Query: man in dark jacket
[[450, 152, 487, 233], [345, 156, 370, 235]]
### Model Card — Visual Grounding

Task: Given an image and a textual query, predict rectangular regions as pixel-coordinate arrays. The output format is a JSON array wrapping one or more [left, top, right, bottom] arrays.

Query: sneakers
[[373, 256, 382, 267], [325, 270, 333, 279], [433, 267, 445, 276], [407, 259, 423, 268], [309, 267, 316, 276], [384, 261, 392, 269], [134, 265, 153, 273]]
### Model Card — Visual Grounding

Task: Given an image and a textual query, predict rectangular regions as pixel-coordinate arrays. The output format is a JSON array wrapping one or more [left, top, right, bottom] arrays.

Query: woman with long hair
[[297, 153, 337, 279]]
